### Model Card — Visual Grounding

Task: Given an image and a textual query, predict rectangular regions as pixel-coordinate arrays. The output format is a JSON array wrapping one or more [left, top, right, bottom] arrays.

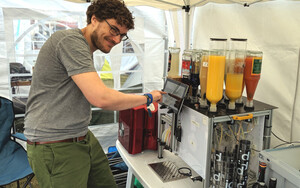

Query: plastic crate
[[259, 145, 300, 188]]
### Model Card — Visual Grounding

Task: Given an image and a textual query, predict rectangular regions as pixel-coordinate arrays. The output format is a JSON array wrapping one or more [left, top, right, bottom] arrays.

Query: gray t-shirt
[[24, 28, 96, 142]]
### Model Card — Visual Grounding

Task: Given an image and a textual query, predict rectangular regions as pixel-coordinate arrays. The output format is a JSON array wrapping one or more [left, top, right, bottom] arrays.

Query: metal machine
[[155, 78, 276, 187]]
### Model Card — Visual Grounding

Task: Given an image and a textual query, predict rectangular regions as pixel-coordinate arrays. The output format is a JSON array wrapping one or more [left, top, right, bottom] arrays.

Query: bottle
[[244, 50, 263, 108], [258, 182, 267, 188], [206, 38, 227, 112], [269, 177, 277, 188], [236, 140, 251, 188], [258, 162, 267, 182], [225, 38, 247, 110], [181, 49, 193, 83], [190, 50, 201, 104], [199, 50, 209, 108], [252, 162, 267, 187], [168, 47, 181, 78], [181, 49, 193, 99]]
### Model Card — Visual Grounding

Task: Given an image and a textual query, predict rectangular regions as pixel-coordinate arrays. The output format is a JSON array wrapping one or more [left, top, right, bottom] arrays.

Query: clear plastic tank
[[199, 50, 209, 108], [225, 38, 247, 110], [168, 47, 180, 77], [206, 38, 227, 112], [190, 50, 201, 104]]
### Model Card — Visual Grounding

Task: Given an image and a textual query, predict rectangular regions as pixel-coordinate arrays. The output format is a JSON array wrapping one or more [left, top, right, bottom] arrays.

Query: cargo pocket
[[43, 145, 55, 176]]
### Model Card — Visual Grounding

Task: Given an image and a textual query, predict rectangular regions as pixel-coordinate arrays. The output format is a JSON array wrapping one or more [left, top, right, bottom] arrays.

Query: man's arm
[[72, 71, 164, 111]]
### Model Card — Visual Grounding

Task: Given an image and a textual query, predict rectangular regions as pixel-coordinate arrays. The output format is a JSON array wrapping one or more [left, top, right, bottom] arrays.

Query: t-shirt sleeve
[[56, 35, 96, 76]]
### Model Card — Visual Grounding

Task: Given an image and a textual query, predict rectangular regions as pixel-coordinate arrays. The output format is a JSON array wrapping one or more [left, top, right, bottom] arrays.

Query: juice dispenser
[[190, 50, 201, 104], [168, 47, 180, 78], [206, 38, 227, 112], [181, 49, 193, 99], [244, 50, 263, 108], [224, 50, 230, 102], [225, 38, 247, 110], [181, 49, 193, 83], [199, 50, 209, 108]]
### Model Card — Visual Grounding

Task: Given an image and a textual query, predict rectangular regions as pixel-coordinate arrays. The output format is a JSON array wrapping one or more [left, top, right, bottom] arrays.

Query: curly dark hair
[[86, 0, 134, 30]]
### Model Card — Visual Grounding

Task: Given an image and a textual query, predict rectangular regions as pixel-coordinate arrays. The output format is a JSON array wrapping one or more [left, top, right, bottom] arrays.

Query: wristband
[[144, 93, 153, 118], [144, 93, 153, 106]]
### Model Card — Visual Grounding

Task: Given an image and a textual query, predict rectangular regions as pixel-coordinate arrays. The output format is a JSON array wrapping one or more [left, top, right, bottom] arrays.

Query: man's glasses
[[104, 19, 128, 41]]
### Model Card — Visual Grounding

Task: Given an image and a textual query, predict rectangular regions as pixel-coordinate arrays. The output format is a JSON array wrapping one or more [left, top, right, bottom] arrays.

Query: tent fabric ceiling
[[1, 0, 88, 11], [65, 0, 271, 9], [123, 0, 271, 9]]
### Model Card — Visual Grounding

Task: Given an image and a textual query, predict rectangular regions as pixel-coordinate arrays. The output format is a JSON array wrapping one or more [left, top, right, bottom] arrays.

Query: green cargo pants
[[27, 130, 117, 188]]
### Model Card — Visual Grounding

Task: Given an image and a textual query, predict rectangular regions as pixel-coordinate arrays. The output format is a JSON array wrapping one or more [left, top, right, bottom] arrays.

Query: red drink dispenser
[[244, 51, 263, 108]]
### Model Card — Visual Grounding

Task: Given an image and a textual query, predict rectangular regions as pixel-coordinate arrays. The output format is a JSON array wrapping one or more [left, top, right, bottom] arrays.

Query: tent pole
[[185, 10, 189, 50], [183, 1, 190, 50], [163, 24, 169, 82]]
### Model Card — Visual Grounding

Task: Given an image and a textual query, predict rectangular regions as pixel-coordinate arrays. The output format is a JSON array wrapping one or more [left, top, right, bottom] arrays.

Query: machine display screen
[[161, 78, 188, 113]]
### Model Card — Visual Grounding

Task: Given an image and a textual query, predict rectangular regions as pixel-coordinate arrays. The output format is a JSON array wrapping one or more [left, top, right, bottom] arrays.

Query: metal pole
[[263, 111, 273, 150], [184, 4, 190, 50]]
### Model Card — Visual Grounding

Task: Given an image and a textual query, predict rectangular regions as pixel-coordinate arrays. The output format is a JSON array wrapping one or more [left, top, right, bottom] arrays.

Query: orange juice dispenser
[[244, 50, 263, 108], [206, 38, 227, 112], [199, 50, 209, 108], [168, 47, 180, 78], [225, 38, 247, 110]]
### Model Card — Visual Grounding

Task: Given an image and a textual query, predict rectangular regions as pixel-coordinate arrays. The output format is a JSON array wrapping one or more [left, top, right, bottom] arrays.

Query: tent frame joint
[[182, 5, 190, 12]]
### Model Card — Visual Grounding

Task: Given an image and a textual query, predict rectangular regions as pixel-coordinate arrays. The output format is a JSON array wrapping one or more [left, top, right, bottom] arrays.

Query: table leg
[[126, 168, 135, 188]]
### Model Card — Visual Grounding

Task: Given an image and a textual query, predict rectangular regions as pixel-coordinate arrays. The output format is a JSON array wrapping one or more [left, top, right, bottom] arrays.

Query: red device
[[118, 102, 158, 154]]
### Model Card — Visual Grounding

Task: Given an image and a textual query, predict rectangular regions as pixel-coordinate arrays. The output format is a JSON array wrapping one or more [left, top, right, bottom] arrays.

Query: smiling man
[[24, 0, 165, 187]]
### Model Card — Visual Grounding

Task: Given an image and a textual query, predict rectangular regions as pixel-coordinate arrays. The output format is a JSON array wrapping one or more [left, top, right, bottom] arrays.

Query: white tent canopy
[[68, 0, 270, 8], [1, 0, 300, 149]]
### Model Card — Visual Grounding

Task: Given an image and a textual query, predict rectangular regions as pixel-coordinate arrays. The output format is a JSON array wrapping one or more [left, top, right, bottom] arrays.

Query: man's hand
[[149, 90, 167, 103]]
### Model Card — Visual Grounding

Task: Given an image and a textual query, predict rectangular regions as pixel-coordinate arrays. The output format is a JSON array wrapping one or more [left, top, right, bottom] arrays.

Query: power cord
[[272, 131, 300, 149]]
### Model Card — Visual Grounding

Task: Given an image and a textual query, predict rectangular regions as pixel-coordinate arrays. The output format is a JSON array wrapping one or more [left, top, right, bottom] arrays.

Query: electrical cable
[[271, 131, 292, 143], [224, 128, 233, 138], [272, 131, 300, 149], [251, 148, 261, 152], [240, 121, 245, 139], [164, 128, 170, 142], [228, 124, 237, 141], [162, 126, 171, 143], [214, 129, 219, 148], [161, 128, 167, 142], [244, 118, 256, 134], [167, 130, 171, 146], [218, 123, 223, 148], [273, 143, 290, 149]]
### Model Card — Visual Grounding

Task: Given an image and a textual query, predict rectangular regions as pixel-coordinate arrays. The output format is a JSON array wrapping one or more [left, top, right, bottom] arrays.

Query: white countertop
[[116, 140, 204, 188]]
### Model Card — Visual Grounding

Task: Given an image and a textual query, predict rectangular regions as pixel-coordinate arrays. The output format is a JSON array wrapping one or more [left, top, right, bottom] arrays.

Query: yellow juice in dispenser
[[206, 55, 226, 111], [168, 47, 180, 78], [199, 51, 209, 107], [226, 39, 247, 110], [225, 73, 244, 100]]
